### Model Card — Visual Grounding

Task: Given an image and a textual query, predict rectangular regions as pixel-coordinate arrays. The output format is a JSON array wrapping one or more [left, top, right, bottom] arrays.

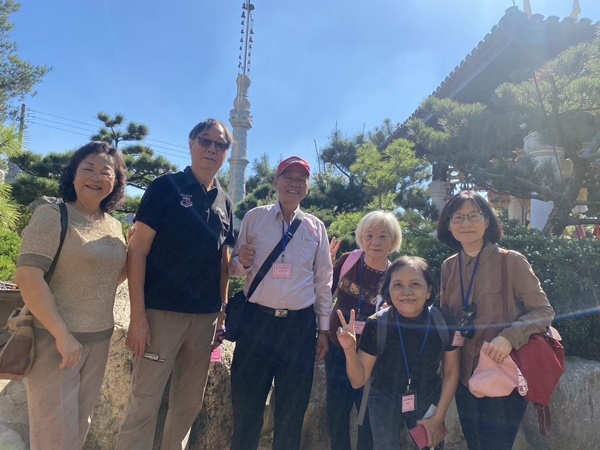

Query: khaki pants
[[25, 330, 111, 450], [116, 309, 218, 450]]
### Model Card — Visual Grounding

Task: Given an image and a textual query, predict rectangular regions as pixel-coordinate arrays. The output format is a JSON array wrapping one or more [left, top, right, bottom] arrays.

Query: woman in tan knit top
[[14, 141, 128, 450]]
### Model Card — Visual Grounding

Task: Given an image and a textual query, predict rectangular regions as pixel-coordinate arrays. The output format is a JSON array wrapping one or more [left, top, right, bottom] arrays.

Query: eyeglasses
[[450, 211, 484, 224], [460, 303, 477, 338], [362, 234, 392, 243], [196, 137, 229, 153], [77, 167, 115, 181]]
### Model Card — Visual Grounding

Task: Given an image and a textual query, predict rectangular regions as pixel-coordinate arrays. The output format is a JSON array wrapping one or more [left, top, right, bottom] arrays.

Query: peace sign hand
[[336, 309, 357, 350]]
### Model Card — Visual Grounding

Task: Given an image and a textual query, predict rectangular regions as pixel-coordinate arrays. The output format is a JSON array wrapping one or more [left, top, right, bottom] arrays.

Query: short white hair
[[355, 210, 402, 253]]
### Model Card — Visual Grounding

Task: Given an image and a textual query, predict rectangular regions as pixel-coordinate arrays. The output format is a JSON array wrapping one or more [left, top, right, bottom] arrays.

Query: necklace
[[73, 201, 103, 221]]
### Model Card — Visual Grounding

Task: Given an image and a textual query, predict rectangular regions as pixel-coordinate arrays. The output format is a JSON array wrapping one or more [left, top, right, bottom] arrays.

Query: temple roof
[[390, 6, 599, 145]]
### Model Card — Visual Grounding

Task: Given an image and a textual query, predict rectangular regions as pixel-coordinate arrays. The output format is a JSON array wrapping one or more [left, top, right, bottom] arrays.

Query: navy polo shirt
[[135, 166, 235, 314]]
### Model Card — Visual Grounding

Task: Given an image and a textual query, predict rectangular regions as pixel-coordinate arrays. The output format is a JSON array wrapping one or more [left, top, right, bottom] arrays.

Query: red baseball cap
[[276, 156, 310, 177]]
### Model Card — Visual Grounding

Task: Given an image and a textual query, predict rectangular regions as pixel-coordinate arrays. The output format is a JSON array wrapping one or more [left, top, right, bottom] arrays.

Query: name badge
[[452, 331, 465, 347], [401, 391, 417, 413], [273, 264, 293, 278], [354, 320, 366, 335]]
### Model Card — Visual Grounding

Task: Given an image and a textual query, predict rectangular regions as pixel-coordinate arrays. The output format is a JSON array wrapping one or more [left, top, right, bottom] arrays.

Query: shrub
[[0, 228, 20, 281]]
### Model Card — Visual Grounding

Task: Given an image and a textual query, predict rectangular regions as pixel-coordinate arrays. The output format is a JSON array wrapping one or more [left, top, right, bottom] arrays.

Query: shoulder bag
[[501, 249, 566, 436], [0, 202, 68, 380], [224, 211, 305, 342]]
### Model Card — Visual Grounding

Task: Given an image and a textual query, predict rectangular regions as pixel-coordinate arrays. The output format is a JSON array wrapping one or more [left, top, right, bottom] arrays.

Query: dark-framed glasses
[[196, 137, 229, 153], [460, 303, 477, 338], [77, 167, 115, 181], [450, 211, 484, 224]]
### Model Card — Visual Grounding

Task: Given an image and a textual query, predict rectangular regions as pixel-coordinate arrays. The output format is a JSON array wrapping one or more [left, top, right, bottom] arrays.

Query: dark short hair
[[380, 256, 438, 307], [436, 190, 503, 250], [59, 141, 127, 212], [188, 118, 234, 148]]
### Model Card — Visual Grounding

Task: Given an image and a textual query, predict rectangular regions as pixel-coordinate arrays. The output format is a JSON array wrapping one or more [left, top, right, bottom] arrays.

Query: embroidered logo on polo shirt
[[180, 194, 193, 208], [215, 206, 226, 219]]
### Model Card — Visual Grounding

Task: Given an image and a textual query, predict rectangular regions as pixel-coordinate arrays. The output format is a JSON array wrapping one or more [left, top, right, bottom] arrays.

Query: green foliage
[[0, 0, 51, 121], [93, 113, 177, 191], [327, 212, 365, 253], [316, 121, 431, 217], [235, 154, 278, 220], [0, 125, 21, 228], [409, 38, 600, 236], [9, 150, 70, 205], [500, 221, 600, 361], [0, 182, 18, 228], [0, 227, 19, 281], [228, 276, 245, 299]]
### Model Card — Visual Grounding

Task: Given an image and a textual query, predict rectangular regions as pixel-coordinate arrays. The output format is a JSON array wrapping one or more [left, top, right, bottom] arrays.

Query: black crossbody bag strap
[[246, 210, 305, 300], [19, 202, 68, 313], [45, 202, 68, 283]]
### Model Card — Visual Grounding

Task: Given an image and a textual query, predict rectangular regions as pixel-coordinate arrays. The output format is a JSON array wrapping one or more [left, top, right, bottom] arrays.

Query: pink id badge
[[452, 331, 465, 347], [272, 263, 292, 278], [401, 391, 416, 413], [354, 320, 366, 335]]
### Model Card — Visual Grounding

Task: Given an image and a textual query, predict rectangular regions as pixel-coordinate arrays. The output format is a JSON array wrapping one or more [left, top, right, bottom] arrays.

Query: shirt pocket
[[287, 236, 318, 267]]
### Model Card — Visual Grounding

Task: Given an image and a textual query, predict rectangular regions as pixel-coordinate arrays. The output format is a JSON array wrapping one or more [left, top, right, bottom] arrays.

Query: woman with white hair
[[326, 211, 402, 450]]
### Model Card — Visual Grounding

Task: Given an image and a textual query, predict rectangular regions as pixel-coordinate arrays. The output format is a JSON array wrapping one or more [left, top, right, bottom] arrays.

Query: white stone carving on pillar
[[523, 131, 564, 230], [228, 73, 252, 210], [508, 196, 526, 226], [428, 180, 446, 214]]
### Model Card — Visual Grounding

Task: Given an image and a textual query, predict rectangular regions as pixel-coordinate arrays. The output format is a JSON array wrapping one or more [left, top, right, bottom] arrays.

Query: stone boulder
[[519, 356, 600, 450]]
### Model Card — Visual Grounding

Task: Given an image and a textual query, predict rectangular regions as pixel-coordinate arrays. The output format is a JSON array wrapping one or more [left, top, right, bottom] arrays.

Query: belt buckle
[[274, 309, 288, 318]]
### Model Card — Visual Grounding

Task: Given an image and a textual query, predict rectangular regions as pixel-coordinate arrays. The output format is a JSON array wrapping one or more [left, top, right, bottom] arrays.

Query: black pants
[[455, 382, 527, 450], [230, 302, 317, 450], [325, 342, 373, 450]]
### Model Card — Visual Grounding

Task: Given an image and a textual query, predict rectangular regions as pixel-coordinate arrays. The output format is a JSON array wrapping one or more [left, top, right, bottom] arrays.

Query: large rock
[[85, 284, 236, 450], [519, 356, 600, 450]]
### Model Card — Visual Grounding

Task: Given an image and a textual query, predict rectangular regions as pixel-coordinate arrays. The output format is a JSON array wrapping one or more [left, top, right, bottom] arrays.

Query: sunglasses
[[196, 137, 229, 153]]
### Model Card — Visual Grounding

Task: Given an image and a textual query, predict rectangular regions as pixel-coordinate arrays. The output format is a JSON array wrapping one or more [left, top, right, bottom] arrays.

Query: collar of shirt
[[183, 166, 220, 192], [273, 200, 301, 223]]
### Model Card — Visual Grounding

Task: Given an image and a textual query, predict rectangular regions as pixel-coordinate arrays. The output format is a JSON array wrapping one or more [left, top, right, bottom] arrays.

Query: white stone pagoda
[[228, 1, 254, 211]]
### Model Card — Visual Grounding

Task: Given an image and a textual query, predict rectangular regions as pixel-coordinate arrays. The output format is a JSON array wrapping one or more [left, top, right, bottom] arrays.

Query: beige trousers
[[25, 330, 111, 450], [115, 309, 218, 450]]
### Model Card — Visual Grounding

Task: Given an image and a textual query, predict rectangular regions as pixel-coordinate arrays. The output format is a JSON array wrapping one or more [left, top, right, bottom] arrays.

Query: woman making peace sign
[[337, 256, 459, 449]]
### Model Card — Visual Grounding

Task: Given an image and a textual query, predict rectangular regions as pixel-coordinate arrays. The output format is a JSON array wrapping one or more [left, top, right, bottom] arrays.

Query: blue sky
[[12, 0, 600, 175]]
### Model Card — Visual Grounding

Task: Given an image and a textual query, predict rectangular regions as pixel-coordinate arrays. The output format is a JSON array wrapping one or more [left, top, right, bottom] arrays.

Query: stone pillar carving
[[228, 74, 252, 215], [523, 131, 564, 230], [428, 180, 446, 214], [508, 196, 527, 226]]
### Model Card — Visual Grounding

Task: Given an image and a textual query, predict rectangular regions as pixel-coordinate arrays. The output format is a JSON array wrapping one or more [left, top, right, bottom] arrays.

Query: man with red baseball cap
[[275, 156, 311, 177], [229, 156, 333, 450]]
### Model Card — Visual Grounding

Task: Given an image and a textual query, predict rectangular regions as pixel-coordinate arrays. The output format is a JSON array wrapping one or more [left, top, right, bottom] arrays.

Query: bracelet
[[318, 330, 331, 335]]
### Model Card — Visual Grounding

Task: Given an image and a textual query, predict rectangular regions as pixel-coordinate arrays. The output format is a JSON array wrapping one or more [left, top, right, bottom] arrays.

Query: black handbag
[[224, 211, 304, 342], [0, 202, 68, 380]]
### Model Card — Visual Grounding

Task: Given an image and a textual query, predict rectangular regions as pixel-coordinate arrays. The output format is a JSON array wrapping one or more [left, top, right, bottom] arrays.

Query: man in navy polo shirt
[[116, 118, 235, 450]]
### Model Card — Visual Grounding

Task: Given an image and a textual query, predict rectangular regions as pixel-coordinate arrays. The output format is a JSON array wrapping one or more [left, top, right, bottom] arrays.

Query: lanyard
[[281, 220, 291, 260], [358, 256, 365, 315], [395, 308, 431, 392], [458, 247, 484, 309]]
